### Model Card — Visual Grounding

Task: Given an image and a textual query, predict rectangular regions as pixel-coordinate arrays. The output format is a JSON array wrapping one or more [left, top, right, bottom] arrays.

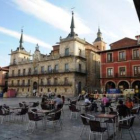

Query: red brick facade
[[99, 38, 140, 92], [110, 38, 137, 49]]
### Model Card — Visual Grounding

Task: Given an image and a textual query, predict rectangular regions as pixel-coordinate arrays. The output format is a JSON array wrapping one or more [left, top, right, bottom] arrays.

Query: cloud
[[0, 26, 51, 49], [0, 55, 9, 67], [11, 0, 90, 34], [102, 28, 120, 40], [125, 0, 135, 8]]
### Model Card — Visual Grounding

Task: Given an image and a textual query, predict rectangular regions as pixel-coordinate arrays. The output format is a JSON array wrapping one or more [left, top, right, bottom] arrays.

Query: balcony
[[8, 68, 86, 78], [39, 82, 72, 87], [132, 56, 140, 60], [8, 84, 30, 87]]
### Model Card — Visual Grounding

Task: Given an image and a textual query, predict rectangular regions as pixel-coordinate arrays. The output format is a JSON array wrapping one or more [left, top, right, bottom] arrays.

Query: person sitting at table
[[125, 97, 134, 109], [84, 96, 91, 111], [62, 96, 65, 104], [117, 100, 129, 118], [53, 95, 63, 109], [41, 95, 50, 110], [84, 96, 98, 112], [100, 95, 110, 113]]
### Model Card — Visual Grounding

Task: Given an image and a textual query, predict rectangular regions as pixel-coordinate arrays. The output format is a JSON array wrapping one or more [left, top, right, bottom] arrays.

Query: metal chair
[[119, 116, 137, 140], [27, 111, 44, 132], [0, 106, 12, 124], [46, 109, 62, 130], [80, 114, 90, 137], [89, 120, 109, 140], [69, 104, 80, 119], [15, 107, 29, 121], [131, 106, 140, 120]]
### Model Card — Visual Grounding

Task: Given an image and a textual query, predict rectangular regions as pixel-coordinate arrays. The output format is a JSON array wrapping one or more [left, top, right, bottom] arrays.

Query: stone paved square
[[0, 97, 139, 140]]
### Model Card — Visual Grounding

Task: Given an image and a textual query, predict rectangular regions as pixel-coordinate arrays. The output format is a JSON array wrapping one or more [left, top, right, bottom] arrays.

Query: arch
[[105, 81, 116, 91], [132, 80, 140, 89], [118, 81, 130, 92]]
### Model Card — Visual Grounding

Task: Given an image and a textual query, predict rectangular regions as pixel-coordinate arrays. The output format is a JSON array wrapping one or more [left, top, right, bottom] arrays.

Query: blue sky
[[0, 0, 140, 67]]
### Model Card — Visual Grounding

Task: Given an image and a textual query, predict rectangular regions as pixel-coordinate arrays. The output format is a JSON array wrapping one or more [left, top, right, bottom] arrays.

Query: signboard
[[107, 89, 121, 94], [123, 89, 135, 95]]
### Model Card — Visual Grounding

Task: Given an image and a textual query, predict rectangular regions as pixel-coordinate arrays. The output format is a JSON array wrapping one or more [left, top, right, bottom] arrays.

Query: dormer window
[[65, 48, 69, 56]]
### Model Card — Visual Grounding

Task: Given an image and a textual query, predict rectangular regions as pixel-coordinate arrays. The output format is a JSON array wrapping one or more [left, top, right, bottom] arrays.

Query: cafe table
[[95, 114, 117, 140]]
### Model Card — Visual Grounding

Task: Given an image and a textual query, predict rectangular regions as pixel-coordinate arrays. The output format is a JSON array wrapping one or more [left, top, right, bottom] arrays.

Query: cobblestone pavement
[[0, 97, 140, 140]]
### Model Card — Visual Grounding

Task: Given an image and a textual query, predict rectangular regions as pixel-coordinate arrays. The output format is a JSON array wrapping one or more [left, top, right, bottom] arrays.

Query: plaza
[[0, 97, 140, 140]]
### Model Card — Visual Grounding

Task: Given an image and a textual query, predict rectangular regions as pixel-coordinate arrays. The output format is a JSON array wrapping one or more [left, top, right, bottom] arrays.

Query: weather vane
[[21, 26, 24, 32], [71, 7, 75, 14]]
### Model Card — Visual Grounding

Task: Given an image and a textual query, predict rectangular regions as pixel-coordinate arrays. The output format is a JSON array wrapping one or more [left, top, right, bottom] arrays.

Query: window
[[12, 70, 14, 76], [65, 63, 69, 72], [41, 88, 43, 92], [40, 79, 44, 85], [79, 64, 81, 72], [28, 79, 30, 85], [23, 69, 26, 75], [48, 65, 52, 73], [13, 59, 16, 64], [107, 68, 113, 77], [18, 69, 20, 76], [64, 77, 68, 84], [65, 88, 67, 92], [17, 80, 20, 86], [34, 67, 38, 74], [134, 66, 140, 76], [65, 48, 69, 56], [79, 49, 82, 56], [55, 88, 57, 92], [119, 51, 125, 60], [28, 68, 31, 74], [54, 78, 58, 85], [41, 66, 44, 73], [54, 64, 58, 72], [11, 80, 14, 85], [133, 49, 139, 59], [107, 53, 113, 62], [22, 80, 25, 85], [119, 67, 126, 76], [47, 78, 51, 85]]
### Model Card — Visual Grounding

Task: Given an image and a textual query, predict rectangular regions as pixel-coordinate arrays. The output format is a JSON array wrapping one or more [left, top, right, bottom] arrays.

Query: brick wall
[[110, 38, 137, 49]]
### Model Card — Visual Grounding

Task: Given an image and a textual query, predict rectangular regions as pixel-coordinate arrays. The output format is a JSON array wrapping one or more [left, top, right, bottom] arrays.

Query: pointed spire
[[19, 29, 23, 49], [94, 27, 103, 42], [97, 27, 102, 38], [67, 11, 78, 38], [70, 11, 75, 36]]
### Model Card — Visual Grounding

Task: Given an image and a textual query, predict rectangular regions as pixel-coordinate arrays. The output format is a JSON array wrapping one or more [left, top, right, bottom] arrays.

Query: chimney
[[135, 35, 140, 44]]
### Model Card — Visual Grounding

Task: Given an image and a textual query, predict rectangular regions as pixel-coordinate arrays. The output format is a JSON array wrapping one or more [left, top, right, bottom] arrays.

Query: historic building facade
[[0, 66, 9, 93], [8, 13, 105, 96], [99, 36, 140, 92]]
